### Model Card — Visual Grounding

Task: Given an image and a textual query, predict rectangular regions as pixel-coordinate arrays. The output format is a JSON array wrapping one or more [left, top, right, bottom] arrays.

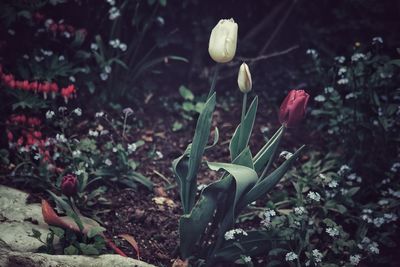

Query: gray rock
[[0, 240, 155, 267], [0, 185, 51, 252], [0, 186, 155, 267]]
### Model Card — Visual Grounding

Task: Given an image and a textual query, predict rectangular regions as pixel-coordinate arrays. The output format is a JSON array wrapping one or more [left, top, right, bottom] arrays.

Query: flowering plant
[[173, 19, 309, 266]]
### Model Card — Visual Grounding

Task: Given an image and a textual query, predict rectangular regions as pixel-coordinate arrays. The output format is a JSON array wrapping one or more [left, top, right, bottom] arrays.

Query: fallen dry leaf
[[152, 196, 176, 208], [172, 258, 189, 267], [119, 234, 140, 259]]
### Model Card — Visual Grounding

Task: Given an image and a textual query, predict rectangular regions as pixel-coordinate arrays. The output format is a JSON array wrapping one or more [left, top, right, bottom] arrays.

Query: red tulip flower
[[279, 89, 310, 128], [61, 174, 78, 197]]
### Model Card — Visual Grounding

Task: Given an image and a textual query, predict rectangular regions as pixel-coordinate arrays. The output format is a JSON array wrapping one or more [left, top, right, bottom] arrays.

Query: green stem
[[259, 126, 286, 181], [207, 64, 221, 99], [237, 93, 248, 151]]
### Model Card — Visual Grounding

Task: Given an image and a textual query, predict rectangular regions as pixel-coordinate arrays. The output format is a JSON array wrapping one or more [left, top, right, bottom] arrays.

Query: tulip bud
[[279, 90, 310, 128], [61, 174, 78, 197], [208, 18, 238, 63], [237, 62, 252, 93]]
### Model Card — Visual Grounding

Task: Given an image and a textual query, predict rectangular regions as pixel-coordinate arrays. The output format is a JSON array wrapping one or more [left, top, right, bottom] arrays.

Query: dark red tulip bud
[[279, 89, 310, 128], [61, 174, 78, 197]]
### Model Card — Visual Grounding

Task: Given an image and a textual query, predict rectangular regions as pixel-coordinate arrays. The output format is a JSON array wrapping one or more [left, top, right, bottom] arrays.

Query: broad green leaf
[[229, 97, 258, 161], [87, 226, 105, 238], [179, 148, 258, 258], [124, 171, 153, 190], [253, 126, 284, 173], [239, 145, 305, 208], [64, 245, 79, 255]]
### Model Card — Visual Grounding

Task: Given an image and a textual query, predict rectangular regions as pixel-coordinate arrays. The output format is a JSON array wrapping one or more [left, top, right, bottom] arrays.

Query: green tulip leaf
[[229, 96, 258, 161]]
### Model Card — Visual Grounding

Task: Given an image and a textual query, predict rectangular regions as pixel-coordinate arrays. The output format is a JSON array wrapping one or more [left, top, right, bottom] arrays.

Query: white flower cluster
[[324, 86, 334, 94], [347, 173, 362, 183], [109, 6, 121, 20], [127, 143, 137, 154], [294, 206, 306, 216], [326, 227, 339, 237], [359, 237, 380, 254], [334, 56, 346, 63], [306, 49, 318, 58], [312, 249, 323, 263], [351, 53, 366, 62], [224, 228, 248, 240], [46, 110, 55, 119], [261, 209, 276, 228], [388, 188, 400, 198], [104, 158, 112, 166], [328, 180, 338, 188], [349, 254, 361, 265], [242, 256, 251, 263], [95, 111, 105, 118], [337, 78, 349, 85], [307, 191, 321, 202], [285, 252, 298, 262], [109, 39, 127, 51], [73, 108, 82, 116], [56, 134, 67, 143], [338, 67, 347, 76], [338, 165, 351, 176], [391, 162, 400, 172], [88, 129, 99, 137]]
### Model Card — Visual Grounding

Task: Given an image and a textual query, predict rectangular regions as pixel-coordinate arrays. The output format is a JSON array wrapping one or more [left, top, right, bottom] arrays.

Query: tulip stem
[[259, 126, 286, 181], [238, 92, 248, 151], [207, 64, 221, 99]]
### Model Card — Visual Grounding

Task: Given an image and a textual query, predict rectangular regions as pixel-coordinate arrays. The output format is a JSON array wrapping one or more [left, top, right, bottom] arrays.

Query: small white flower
[[58, 55, 65, 61], [314, 95, 326, 102], [294, 206, 306, 216], [372, 37, 383, 44], [109, 39, 121, 48], [58, 106, 67, 113], [8, 29, 15, 35], [324, 86, 334, 94], [72, 150, 81, 157], [388, 188, 400, 198], [378, 199, 389, 206], [351, 53, 366, 62], [368, 242, 379, 254], [197, 184, 207, 191], [361, 214, 372, 223], [56, 134, 67, 143], [338, 165, 351, 176], [95, 111, 105, 118], [100, 73, 108, 81], [312, 249, 323, 263], [338, 67, 347, 76], [89, 130, 99, 137], [345, 93, 356, 99], [334, 56, 346, 63], [108, 7, 121, 20], [34, 153, 41, 160], [279, 151, 293, 160], [104, 65, 112, 74], [46, 110, 55, 119], [383, 213, 398, 222], [306, 49, 317, 57], [373, 217, 385, 227], [91, 42, 99, 50], [390, 162, 400, 172], [285, 252, 298, 262], [326, 227, 339, 237], [224, 228, 248, 240], [349, 254, 361, 265], [23, 54, 29, 59], [107, 0, 115, 5], [337, 78, 349, 85], [260, 126, 269, 134], [307, 191, 321, 202], [328, 180, 338, 188], [119, 43, 127, 51], [35, 56, 44, 62], [242, 256, 251, 263], [69, 76, 76, 82], [127, 143, 137, 154], [104, 159, 112, 166], [73, 108, 82, 116], [45, 19, 53, 28], [156, 151, 164, 159], [75, 169, 84, 176], [362, 209, 373, 214]]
